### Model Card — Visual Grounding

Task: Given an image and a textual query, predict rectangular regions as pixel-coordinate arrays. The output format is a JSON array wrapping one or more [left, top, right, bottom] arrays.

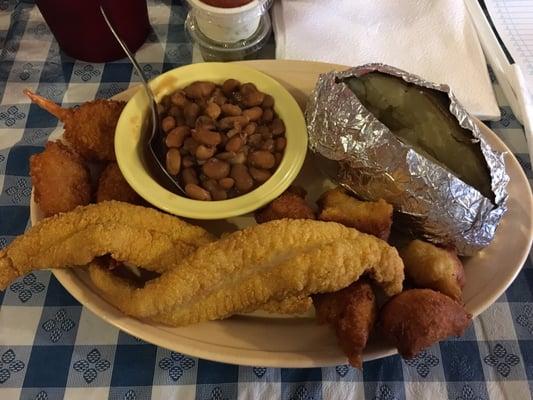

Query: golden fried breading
[[318, 188, 393, 240], [30, 141, 91, 217], [85, 219, 404, 326], [253, 186, 315, 312], [255, 186, 315, 223], [0, 201, 215, 289], [96, 163, 142, 204], [313, 280, 376, 368], [254, 296, 312, 315], [400, 240, 465, 302], [380, 289, 471, 358], [24, 89, 124, 161]]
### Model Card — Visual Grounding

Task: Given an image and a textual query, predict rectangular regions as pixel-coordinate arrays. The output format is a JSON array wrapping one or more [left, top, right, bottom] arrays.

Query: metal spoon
[[100, 6, 185, 194]]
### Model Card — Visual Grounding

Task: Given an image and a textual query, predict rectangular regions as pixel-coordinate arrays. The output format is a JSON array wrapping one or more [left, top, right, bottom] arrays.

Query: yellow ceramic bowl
[[115, 62, 308, 219]]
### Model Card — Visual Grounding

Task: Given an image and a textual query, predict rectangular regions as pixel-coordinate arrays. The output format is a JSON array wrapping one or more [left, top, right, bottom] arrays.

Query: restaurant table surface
[[1, 1, 533, 399]]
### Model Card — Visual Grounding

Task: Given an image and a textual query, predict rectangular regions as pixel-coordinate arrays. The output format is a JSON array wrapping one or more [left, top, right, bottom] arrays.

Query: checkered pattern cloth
[[0, 1, 532, 399]]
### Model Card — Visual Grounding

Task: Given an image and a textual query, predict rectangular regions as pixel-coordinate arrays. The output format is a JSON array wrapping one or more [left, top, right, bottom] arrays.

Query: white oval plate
[[30, 60, 533, 367]]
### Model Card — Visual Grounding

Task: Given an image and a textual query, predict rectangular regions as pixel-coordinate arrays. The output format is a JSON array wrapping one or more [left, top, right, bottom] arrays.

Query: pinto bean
[[184, 81, 216, 99], [216, 151, 236, 161], [221, 103, 242, 116], [262, 94, 274, 108], [275, 137, 287, 152], [222, 79, 240, 96], [185, 183, 211, 200], [218, 177, 235, 190], [248, 150, 276, 169], [243, 122, 257, 135], [192, 128, 222, 146], [261, 108, 274, 122], [166, 148, 181, 175], [202, 158, 230, 180], [231, 164, 254, 193], [243, 107, 263, 122], [242, 90, 265, 107], [225, 136, 243, 153], [195, 144, 216, 160], [165, 126, 190, 148], [204, 102, 221, 120], [181, 167, 198, 185], [182, 156, 195, 168], [161, 116, 176, 133], [184, 102, 200, 127], [182, 137, 199, 154], [249, 167, 272, 183], [171, 92, 188, 107], [218, 115, 250, 130], [271, 118, 286, 136], [229, 151, 246, 165], [261, 139, 275, 152]]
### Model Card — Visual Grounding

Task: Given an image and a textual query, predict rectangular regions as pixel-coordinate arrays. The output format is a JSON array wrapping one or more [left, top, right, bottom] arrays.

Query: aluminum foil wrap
[[305, 64, 509, 255]]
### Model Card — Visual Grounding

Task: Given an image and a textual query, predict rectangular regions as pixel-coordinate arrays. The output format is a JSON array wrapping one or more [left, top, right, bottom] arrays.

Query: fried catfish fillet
[[24, 89, 125, 161], [400, 240, 465, 302], [0, 201, 215, 289], [30, 141, 91, 217], [96, 162, 142, 204], [318, 188, 393, 240], [255, 186, 316, 223], [313, 280, 377, 368], [380, 289, 471, 358], [85, 219, 404, 326]]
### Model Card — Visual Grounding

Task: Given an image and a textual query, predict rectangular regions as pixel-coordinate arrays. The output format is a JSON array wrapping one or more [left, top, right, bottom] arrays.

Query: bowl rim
[[114, 62, 308, 219], [187, 0, 262, 15]]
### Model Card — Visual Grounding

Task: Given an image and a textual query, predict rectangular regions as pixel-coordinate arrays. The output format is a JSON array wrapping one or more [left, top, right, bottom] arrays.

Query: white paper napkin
[[272, 0, 500, 120]]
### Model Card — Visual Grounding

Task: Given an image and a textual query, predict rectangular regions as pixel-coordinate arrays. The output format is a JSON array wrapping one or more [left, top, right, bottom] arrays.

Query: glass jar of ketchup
[[35, 0, 150, 62]]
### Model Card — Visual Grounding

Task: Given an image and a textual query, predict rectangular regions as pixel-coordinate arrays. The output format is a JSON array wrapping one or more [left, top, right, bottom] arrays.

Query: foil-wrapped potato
[[345, 73, 492, 199], [305, 64, 508, 255]]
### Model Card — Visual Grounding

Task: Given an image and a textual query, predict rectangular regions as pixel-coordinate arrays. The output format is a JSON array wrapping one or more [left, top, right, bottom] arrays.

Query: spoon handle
[[100, 6, 153, 99], [99, 6, 185, 195]]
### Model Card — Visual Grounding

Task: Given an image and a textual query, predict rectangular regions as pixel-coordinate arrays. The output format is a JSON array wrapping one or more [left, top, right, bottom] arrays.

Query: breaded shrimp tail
[[88, 219, 404, 326], [23, 89, 69, 121], [0, 201, 214, 290], [24, 89, 125, 161]]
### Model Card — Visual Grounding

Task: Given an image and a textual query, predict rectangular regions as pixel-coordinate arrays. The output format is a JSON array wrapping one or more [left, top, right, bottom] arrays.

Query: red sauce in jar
[[199, 0, 253, 8]]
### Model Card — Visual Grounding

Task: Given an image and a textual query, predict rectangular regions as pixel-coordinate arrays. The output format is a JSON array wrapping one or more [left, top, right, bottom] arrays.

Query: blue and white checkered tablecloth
[[1, 1, 533, 399]]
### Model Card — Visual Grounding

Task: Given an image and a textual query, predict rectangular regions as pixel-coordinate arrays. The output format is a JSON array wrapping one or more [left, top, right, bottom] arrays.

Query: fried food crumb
[[255, 186, 315, 223], [380, 288, 471, 359], [400, 240, 465, 302], [318, 188, 393, 240], [313, 280, 376, 368], [30, 141, 91, 217], [96, 162, 142, 204]]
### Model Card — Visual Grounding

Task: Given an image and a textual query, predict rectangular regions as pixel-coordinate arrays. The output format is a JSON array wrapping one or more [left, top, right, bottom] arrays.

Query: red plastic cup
[[36, 0, 150, 62]]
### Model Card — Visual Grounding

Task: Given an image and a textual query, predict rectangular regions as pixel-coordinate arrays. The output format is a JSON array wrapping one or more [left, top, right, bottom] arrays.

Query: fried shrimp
[[24, 89, 125, 161], [30, 141, 91, 217]]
